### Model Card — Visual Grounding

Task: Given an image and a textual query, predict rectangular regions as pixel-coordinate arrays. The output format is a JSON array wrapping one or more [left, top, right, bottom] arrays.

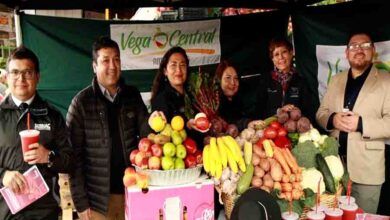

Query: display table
[[125, 178, 214, 220]]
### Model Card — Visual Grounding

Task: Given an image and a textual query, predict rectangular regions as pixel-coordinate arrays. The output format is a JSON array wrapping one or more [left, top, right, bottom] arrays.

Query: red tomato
[[195, 117, 210, 131], [277, 127, 288, 137], [264, 127, 277, 139], [269, 121, 282, 130]]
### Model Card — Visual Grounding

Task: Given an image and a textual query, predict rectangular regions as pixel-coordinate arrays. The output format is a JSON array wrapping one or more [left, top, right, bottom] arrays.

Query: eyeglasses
[[7, 69, 36, 80], [347, 42, 373, 51]]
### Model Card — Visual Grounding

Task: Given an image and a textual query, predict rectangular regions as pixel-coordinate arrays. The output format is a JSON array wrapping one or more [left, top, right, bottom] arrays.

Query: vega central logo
[[153, 27, 168, 49]]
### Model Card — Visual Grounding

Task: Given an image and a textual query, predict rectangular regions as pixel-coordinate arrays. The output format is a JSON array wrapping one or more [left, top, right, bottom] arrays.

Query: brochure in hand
[[0, 165, 49, 214]]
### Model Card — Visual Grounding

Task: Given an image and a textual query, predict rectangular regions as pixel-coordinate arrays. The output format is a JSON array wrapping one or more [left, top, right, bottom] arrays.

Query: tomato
[[277, 127, 288, 137], [269, 121, 282, 130], [195, 117, 210, 131], [264, 127, 277, 139]]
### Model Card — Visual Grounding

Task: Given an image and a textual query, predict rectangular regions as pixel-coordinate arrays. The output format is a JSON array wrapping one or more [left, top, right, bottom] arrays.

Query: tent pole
[[14, 9, 22, 46]]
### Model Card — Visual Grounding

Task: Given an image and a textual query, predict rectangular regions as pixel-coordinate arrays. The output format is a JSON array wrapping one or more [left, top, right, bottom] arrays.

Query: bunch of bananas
[[203, 136, 252, 179]]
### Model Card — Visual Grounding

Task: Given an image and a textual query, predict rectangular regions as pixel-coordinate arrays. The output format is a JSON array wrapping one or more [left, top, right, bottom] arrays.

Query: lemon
[[171, 115, 184, 131], [150, 116, 166, 132]]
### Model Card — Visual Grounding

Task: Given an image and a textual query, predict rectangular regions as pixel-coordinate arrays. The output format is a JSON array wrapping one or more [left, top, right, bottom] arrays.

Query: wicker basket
[[215, 185, 238, 220]]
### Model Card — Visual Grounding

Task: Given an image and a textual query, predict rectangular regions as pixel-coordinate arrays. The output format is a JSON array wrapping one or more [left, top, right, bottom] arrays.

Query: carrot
[[281, 148, 298, 174], [284, 148, 299, 173], [272, 147, 291, 175]]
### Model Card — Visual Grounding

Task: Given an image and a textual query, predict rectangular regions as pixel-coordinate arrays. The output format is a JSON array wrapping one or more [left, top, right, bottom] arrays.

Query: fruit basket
[[134, 165, 203, 186]]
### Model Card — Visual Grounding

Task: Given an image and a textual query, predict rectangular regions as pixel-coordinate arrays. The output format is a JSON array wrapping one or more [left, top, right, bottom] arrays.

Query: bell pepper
[[273, 136, 292, 149]]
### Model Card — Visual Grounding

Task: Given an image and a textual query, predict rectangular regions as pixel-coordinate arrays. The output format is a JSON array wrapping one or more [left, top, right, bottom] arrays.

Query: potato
[[263, 174, 274, 189], [297, 117, 311, 133], [251, 177, 263, 188], [284, 119, 297, 133], [290, 107, 302, 121], [259, 159, 270, 172], [252, 154, 261, 166], [270, 163, 283, 182], [254, 166, 265, 178], [253, 146, 266, 158]]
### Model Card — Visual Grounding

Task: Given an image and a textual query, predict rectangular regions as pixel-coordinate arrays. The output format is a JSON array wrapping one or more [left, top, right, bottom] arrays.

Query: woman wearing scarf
[[255, 37, 313, 121]]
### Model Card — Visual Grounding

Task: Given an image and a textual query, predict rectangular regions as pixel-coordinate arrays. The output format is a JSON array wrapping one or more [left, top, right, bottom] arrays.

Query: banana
[[209, 155, 216, 177], [202, 145, 210, 173], [217, 137, 228, 168], [210, 137, 221, 164], [237, 154, 247, 172], [222, 136, 241, 162], [225, 145, 238, 173], [244, 141, 253, 165], [214, 156, 223, 179]]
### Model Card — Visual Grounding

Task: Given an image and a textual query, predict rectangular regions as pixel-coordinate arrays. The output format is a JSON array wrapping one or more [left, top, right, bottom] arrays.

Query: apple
[[124, 167, 136, 175], [194, 117, 210, 131], [148, 156, 161, 170], [151, 143, 163, 157], [144, 148, 153, 158], [174, 158, 185, 169], [123, 173, 137, 187], [184, 155, 197, 168], [171, 130, 183, 145], [176, 144, 187, 159], [179, 129, 187, 140], [130, 149, 139, 164], [138, 137, 152, 152], [161, 156, 174, 170], [193, 150, 203, 164], [163, 142, 176, 157], [183, 138, 197, 154], [136, 173, 149, 189], [135, 151, 149, 169]]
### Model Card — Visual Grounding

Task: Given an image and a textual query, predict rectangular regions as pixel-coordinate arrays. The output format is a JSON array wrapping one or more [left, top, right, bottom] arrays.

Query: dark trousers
[[377, 145, 390, 215]]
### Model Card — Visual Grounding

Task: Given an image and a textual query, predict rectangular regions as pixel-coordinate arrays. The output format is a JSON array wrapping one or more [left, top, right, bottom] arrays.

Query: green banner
[[21, 11, 289, 116]]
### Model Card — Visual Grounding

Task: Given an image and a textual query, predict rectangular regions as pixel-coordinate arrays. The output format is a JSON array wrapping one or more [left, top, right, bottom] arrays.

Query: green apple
[[171, 131, 183, 145], [161, 156, 174, 170], [163, 142, 176, 157], [174, 158, 185, 169], [179, 129, 187, 140], [176, 144, 187, 159], [160, 124, 172, 137]]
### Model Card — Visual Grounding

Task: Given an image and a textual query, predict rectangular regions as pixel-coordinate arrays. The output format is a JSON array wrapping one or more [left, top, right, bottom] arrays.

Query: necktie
[[19, 103, 29, 112]]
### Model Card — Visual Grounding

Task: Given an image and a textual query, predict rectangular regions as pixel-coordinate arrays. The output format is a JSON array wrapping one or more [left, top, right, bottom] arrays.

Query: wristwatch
[[47, 151, 56, 168]]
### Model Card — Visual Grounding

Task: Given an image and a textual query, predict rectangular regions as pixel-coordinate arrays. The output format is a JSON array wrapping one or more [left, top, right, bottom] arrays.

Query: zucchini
[[237, 164, 254, 195], [316, 154, 336, 193]]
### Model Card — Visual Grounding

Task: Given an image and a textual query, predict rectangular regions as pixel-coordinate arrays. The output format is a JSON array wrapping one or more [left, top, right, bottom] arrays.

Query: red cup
[[282, 211, 299, 220], [19, 129, 40, 161], [325, 208, 343, 220], [338, 196, 356, 206], [340, 203, 358, 220], [307, 211, 326, 220]]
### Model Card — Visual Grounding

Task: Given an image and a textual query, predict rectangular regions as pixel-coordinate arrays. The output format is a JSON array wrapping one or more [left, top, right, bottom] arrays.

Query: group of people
[[0, 31, 388, 220]]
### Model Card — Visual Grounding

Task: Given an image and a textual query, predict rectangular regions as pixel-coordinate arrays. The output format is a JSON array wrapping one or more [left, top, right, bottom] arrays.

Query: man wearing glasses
[[317, 32, 390, 213], [0, 46, 73, 219]]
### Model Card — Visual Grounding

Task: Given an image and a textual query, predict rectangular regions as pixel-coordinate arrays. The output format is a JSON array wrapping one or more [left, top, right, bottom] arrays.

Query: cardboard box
[[125, 178, 214, 220]]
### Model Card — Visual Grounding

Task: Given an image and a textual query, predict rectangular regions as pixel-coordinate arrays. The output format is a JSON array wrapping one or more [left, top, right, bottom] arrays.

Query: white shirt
[[12, 94, 35, 107], [98, 83, 118, 103]]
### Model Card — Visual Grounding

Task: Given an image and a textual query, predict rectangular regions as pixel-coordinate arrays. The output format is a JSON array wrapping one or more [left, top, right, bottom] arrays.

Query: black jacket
[[218, 94, 251, 131], [66, 77, 150, 214], [255, 72, 314, 122], [151, 84, 186, 122], [0, 94, 73, 220]]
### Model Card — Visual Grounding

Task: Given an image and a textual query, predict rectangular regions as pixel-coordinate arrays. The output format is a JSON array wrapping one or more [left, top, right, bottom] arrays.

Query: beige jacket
[[316, 66, 390, 185]]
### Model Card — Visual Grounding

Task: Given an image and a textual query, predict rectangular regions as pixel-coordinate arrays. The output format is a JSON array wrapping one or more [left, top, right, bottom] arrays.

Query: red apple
[[123, 173, 137, 187], [144, 148, 153, 158], [138, 137, 152, 152], [184, 155, 197, 168], [124, 167, 136, 175], [193, 150, 203, 165], [195, 117, 210, 131], [183, 138, 197, 155], [135, 151, 149, 169], [151, 143, 163, 157], [130, 149, 139, 165], [148, 156, 161, 170]]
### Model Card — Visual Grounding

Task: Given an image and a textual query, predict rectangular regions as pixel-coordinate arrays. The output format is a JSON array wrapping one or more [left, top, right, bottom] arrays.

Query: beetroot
[[290, 107, 302, 121], [297, 117, 311, 133], [284, 119, 297, 133], [277, 110, 289, 124], [226, 124, 239, 138]]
